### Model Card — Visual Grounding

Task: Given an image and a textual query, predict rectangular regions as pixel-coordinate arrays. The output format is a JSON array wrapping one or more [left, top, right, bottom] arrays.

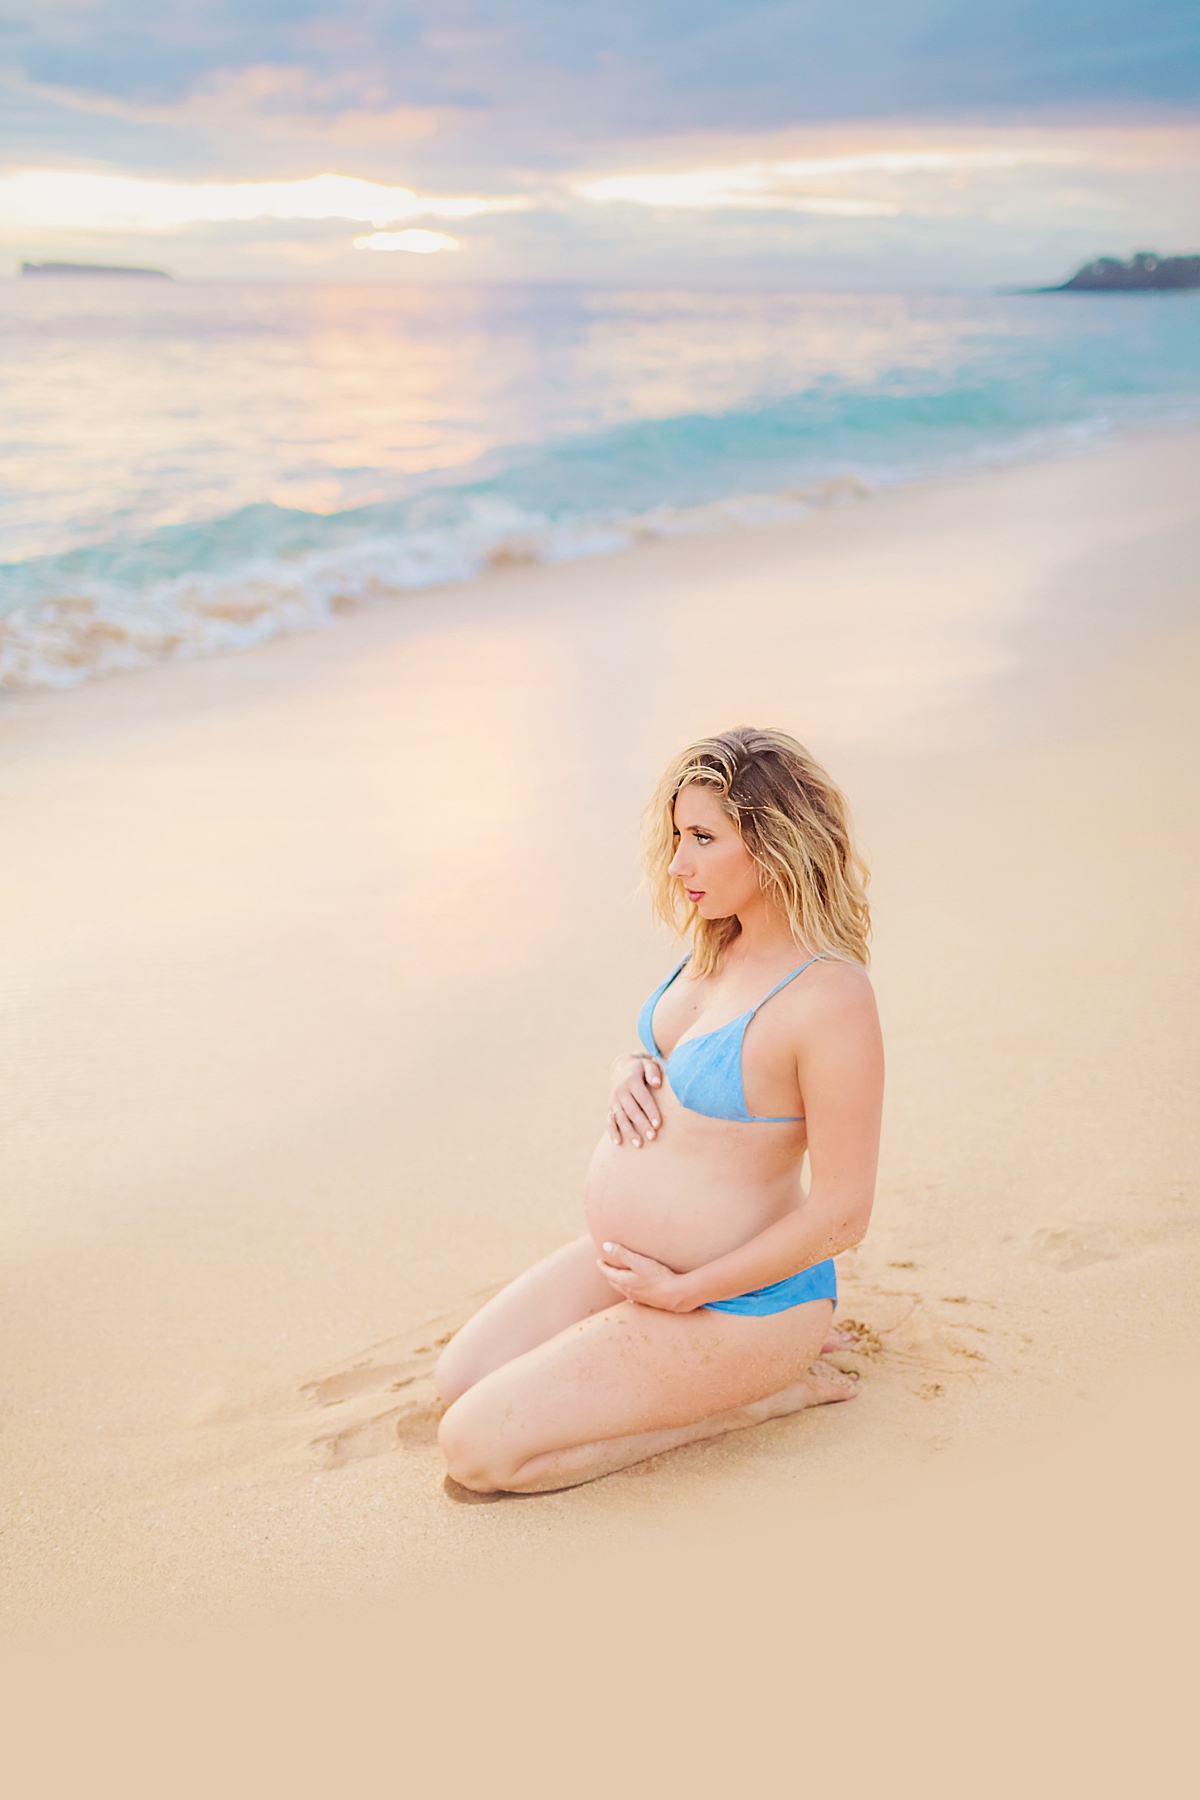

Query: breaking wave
[[5, 299, 1199, 693]]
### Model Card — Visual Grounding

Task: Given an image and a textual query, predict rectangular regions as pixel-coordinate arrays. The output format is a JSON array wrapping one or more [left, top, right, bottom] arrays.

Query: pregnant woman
[[438, 726, 883, 1494]]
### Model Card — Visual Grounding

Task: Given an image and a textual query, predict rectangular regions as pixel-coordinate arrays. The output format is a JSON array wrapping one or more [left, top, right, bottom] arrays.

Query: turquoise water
[[2, 282, 1199, 688]]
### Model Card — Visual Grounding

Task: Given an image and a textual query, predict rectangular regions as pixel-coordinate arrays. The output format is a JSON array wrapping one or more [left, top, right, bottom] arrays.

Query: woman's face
[[668, 785, 761, 920]]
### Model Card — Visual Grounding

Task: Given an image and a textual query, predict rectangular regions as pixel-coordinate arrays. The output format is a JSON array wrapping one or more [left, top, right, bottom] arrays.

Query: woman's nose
[[668, 850, 689, 877]]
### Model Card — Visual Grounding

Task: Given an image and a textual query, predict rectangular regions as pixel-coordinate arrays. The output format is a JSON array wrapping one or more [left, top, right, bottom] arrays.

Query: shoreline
[[4, 413, 1198, 698], [2, 426, 1198, 1625]]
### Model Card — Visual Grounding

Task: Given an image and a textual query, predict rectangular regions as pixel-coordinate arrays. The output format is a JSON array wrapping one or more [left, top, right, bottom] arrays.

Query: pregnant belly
[[583, 1131, 804, 1274]]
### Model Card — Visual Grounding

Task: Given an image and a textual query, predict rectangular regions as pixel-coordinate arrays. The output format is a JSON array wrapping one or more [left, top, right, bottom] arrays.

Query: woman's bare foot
[[740, 1359, 858, 1426]]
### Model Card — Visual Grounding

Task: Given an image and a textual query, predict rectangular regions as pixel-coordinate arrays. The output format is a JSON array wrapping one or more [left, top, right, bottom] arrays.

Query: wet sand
[[2, 430, 1198, 1774]]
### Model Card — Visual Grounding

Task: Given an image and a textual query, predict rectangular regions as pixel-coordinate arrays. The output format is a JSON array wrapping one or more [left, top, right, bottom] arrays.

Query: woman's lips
[[686, 889, 705, 902]]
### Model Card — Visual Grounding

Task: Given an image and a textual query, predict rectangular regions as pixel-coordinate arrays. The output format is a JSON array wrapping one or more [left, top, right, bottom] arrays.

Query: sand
[[2, 429, 1198, 1789]]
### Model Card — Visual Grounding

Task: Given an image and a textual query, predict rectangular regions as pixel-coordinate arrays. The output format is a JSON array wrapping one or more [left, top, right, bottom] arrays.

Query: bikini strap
[[663, 954, 692, 987], [750, 954, 827, 1015]]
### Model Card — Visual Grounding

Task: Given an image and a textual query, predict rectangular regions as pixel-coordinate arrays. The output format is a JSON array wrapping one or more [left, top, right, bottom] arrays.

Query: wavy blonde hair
[[643, 727, 870, 976]]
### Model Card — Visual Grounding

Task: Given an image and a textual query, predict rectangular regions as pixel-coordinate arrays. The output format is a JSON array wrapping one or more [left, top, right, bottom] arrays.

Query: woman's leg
[[436, 1236, 623, 1407], [438, 1295, 852, 1494]]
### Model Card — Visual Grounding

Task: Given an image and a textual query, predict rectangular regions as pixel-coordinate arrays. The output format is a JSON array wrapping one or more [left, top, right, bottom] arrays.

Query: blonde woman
[[438, 728, 884, 1494]]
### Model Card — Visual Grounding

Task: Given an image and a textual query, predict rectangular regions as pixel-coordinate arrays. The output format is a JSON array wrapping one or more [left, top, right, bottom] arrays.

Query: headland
[[1033, 250, 1200, 291], [20, 260, 172, 279]]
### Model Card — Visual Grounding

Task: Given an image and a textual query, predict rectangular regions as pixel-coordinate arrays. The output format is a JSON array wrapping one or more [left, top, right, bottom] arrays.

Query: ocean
[[3, 280, 1199, 691]]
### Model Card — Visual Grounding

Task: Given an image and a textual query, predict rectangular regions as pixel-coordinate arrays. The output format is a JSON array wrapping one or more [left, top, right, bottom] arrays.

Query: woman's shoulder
[[754, 959, 879, 1082], [776, 954, 876, 1028], [811, 953, 873, 990]]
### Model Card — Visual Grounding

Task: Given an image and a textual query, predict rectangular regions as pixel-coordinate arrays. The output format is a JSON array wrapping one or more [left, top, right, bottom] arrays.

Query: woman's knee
[[434, 1335, 474, 1409], [437, 1392, 507, 1493]]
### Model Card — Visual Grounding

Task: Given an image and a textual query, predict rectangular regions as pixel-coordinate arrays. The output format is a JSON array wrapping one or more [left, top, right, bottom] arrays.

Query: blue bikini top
[[637, 953, 825, 1123]]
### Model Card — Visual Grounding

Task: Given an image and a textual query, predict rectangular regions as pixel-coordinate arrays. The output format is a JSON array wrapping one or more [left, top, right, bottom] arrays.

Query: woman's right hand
[[607, 1054, 664, 1148]]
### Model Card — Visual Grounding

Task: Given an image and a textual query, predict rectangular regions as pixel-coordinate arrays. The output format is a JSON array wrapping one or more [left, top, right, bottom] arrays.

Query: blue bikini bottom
[[704, 1259, 837, 1316]]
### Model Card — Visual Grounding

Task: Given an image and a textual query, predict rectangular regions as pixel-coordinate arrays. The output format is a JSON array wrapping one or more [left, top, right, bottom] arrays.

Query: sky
[[3, 2, 1199, 284]]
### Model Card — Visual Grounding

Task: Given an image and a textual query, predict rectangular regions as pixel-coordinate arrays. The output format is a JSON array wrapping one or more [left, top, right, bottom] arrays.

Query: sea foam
[[4, 284, 1198, 692], [0, 480, 873, 691]]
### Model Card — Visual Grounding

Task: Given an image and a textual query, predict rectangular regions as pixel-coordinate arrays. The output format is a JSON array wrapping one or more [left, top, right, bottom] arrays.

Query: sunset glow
[[353, 230, 461, 254], [574, 149, 1048, 212], [0, 170, 526, 233]]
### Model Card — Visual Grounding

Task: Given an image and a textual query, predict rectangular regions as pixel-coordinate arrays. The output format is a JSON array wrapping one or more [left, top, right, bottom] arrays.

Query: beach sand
[[2, 430, 1197, 1788]]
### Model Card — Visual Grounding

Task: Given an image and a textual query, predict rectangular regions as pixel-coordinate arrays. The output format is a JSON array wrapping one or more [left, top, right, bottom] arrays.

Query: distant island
[[1034, 252, 1200, 293], [21, 261, 172, 280]]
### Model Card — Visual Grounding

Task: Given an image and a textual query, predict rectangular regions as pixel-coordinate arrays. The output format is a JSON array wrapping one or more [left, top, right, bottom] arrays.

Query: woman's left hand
[[598, 1242, 698, 1312]]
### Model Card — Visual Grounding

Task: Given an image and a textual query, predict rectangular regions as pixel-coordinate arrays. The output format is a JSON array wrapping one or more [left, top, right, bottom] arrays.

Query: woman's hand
[[597, 1242, 698, 1312], [607, 1053, 664, 1148]]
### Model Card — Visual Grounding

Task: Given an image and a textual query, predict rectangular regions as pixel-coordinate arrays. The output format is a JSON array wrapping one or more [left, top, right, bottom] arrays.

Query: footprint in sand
[[303, 1338, 449, 1469], [826, 1319, 883, 1358], [302, 1363, 418, 1407], [315, 1396, 445, 1468], [1028, 1223, 1126, 1273], [297, 1292, 506, 1470], [182, 1305, 489, 1473], [837, 1281, 1007, 1386]]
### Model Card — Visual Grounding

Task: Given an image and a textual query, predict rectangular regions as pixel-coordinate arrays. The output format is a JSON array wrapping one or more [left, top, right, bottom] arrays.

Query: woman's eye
[[694, 833, 711, 845]]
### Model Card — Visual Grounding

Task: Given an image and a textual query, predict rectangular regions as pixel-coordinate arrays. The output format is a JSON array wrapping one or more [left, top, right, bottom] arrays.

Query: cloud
[[573, 151, 1060, 213], [5, 3, 1200, 145], [0, 169, 527, 231], [352, 228, 460, 252], [578, 178, 897, 216], [2, 6, 1197, 284]]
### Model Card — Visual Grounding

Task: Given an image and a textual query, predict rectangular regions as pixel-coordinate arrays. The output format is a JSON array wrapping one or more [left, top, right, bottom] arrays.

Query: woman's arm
[[599, 971, 883, 1311]]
